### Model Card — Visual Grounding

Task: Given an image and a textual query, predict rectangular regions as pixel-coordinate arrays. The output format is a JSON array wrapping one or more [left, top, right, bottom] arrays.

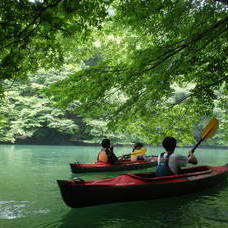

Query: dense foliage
[[0, 0, 114, 88], [0, 0, 227, 145], [0, 71, 77, 143], [48, 0, 228, 145], [0, 71, 136, 144]]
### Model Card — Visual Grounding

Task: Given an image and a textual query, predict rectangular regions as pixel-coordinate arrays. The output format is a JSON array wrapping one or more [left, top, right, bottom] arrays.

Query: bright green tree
[[0, 0, 227, 145], [0, 71, 79, 143], [47, 0, 228, 144], [0, 0, 114, 86]]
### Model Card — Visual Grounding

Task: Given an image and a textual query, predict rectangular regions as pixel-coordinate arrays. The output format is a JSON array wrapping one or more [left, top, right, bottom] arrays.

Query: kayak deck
[[70, 156, 158, 173], [57, 165, 228, 208]]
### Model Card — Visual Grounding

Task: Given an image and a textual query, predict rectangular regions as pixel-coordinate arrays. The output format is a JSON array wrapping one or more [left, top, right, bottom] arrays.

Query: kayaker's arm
[[188, 149, 198, 164]]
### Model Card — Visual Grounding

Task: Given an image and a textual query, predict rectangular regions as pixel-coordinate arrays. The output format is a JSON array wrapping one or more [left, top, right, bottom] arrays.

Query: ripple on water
[[0, 200, 50, 220]]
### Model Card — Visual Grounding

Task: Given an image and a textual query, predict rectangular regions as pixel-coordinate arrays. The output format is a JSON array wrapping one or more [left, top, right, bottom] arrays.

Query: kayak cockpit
[[131, 165, 211, 178]]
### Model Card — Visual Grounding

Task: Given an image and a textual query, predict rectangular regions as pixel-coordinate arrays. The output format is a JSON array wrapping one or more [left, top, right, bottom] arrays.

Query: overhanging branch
[[215, 0, 228, 4], [168, 76, 228, 109], [140, 17, 228, 74], [0, 0, 64, 51]]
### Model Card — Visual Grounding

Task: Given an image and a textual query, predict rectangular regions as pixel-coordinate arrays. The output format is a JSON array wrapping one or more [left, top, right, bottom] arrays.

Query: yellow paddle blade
[[131, 148, 147, 156], [201, 118, 219, 139]]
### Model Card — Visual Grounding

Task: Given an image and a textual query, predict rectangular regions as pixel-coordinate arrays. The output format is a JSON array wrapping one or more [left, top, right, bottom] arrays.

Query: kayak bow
[[57, 165, 228, 208], [70, 156, 158, 173]]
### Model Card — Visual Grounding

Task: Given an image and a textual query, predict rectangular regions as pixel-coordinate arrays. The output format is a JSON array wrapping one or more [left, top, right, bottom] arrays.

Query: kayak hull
[[70, 157, 157, 173], [57, 165, 228, 208]]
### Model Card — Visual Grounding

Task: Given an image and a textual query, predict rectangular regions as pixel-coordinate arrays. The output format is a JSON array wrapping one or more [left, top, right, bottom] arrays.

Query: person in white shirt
[[155, 137, 198, 176]]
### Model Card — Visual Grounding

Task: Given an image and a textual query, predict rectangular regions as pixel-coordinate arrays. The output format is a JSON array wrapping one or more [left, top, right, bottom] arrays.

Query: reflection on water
[[59, 182, 228, 228], [0, 144, 227, 227], [0, 200, 50, 220], [0, 200, 29, 219]]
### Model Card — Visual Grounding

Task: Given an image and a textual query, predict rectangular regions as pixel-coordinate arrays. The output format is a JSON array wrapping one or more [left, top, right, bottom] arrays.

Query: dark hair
[[101, 138, 117, 164], [162, 137, 177, 152], [133, 142, 143, 151], [101, 138, 111, 148]]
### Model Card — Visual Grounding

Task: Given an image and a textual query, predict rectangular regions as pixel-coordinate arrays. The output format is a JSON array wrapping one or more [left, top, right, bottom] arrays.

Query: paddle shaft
[[118, 154, 130, 159], [191, 138, 204, 153]]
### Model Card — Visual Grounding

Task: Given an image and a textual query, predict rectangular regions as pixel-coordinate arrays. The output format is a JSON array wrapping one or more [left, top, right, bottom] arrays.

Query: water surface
[[0, 145, 227, 228]]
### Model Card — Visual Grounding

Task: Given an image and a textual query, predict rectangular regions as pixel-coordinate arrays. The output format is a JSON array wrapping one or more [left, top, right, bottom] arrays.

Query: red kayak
[[57, 165, 228, 208], [70, 156, 158, 173]]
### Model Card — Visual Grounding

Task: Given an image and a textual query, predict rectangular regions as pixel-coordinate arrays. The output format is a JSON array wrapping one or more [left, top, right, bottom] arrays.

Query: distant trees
[[0, 70, 134, 144], [0, 70, 77, 143]]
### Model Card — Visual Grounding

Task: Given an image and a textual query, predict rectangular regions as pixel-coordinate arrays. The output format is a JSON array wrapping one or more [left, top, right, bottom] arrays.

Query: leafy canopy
[[47, 0, 228, 144]]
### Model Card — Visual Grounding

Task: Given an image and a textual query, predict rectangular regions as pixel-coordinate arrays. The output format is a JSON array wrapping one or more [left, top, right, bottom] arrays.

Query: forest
[[0, 0, 227, 146]]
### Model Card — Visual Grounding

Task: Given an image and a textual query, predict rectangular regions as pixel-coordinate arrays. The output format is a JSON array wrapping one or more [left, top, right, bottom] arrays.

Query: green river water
[[0, 144, 227, 228]]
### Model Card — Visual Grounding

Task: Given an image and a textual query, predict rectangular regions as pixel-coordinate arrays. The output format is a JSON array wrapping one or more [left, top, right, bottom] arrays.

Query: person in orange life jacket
[[130, 142, 147, 161], [97, 139, 118, 164], [155, 137, 198, 177]]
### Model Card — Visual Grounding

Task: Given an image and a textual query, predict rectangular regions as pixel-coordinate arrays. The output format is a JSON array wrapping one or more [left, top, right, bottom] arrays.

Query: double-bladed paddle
[[119, 118, 219, 159]]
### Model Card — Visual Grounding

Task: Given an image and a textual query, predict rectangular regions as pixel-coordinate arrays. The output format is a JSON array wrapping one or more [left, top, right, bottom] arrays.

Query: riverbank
[[0, 141, 227, 149]]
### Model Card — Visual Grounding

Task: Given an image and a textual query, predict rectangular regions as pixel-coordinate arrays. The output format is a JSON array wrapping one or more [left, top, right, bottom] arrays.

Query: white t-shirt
[[158, 152, 188, 174]]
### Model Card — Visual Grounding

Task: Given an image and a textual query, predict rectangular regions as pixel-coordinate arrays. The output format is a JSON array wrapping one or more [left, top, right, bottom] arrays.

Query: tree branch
[[215, 0, 228, 4], [168, 75, 228, 109], [140, 17, 228, 74], [0, 0, 64, 51]]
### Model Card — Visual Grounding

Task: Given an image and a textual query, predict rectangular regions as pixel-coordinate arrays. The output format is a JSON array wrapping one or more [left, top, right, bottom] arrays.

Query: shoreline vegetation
[[0, 141, 227, 149], [0, 1, 227, 158]]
